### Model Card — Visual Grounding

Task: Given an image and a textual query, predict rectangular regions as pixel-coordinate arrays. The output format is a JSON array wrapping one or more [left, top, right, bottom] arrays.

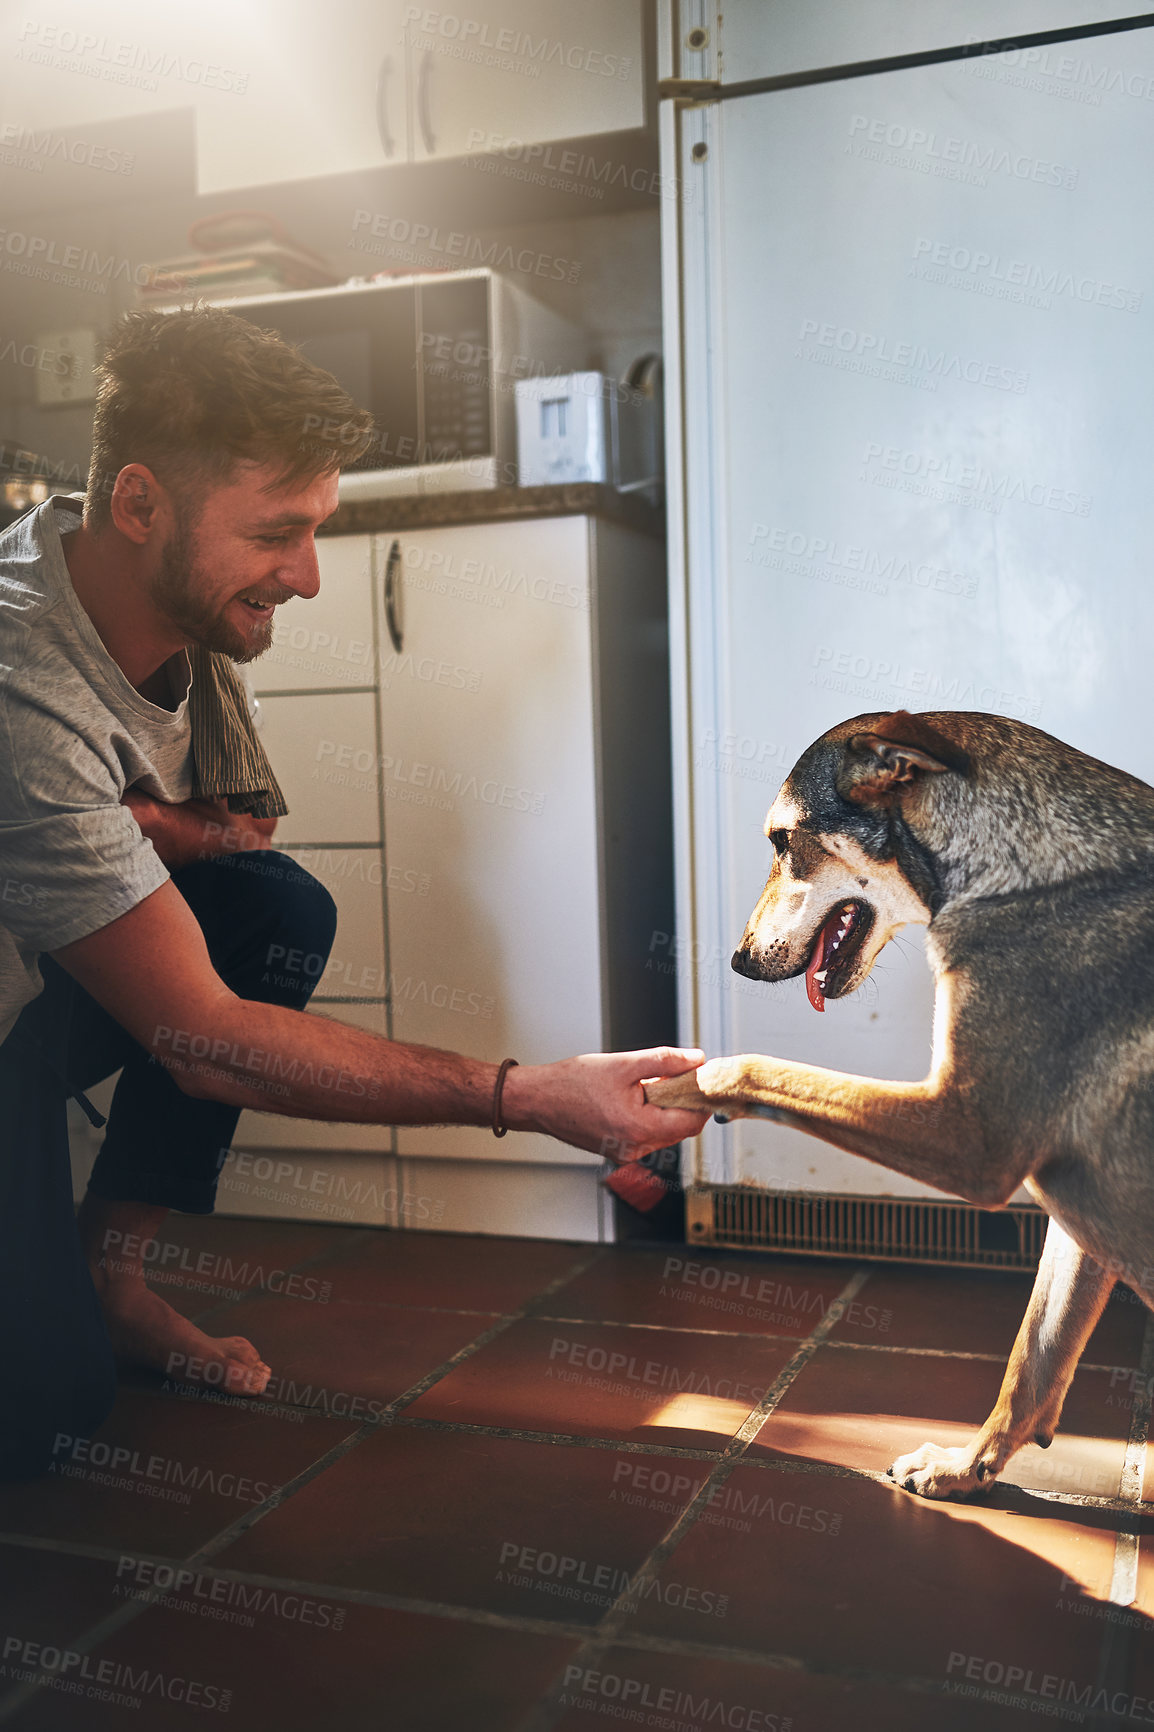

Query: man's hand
[[502, 1047, 712, 1162], [122, 789, 275, 869]]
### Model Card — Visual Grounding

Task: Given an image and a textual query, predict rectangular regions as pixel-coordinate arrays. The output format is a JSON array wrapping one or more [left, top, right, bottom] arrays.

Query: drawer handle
[[384, 537, 403, 652], [417, 49, 436, 154], [376, 54, 396, 159]]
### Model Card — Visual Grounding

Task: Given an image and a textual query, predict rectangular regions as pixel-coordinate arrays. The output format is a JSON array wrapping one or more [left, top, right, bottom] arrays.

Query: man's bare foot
[[79, 1194, 272, 1396], [96, 1278, 272, 1395]]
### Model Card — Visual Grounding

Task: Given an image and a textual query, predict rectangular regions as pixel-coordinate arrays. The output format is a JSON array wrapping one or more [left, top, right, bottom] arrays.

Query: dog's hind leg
[[889, 1217, 1116, 1499]]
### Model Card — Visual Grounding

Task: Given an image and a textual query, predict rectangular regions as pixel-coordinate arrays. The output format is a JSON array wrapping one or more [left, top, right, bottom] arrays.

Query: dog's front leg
[[646, 1055, 1014, 1206], [890, 1218, 1116, 1499]]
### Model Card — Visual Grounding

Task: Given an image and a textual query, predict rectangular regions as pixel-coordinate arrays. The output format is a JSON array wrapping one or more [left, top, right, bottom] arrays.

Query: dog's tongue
[[804, 936, 826, 1013], [804, 906, 845, 1013]]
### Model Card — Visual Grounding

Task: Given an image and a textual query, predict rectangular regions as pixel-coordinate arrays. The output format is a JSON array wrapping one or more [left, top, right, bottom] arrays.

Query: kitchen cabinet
[[194, 0, 415, 194], [237, 507, 672, 1239], [201, 0, 645, 191], [403, 0, 644, 165], [375, 518, 603, 1162], [6, 0, 643, 195]]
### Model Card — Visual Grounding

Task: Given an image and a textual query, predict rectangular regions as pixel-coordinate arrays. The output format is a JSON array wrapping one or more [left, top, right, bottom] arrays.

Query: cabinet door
[[195, 0, 413, 193], [405, 0, 644, 162], [375, 518, 603, 1162]]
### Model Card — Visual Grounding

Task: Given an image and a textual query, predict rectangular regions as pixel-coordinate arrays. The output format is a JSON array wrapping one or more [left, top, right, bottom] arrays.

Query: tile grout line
[[178, 1294, 1147, 1376], [514, 1266, 875, 1732], [0, 1524, 1085, 1706], [5, 1433, 1148, 1575], [3, 1529, 1149, 1693], [0, 1243, 609, 1726], [176, 1287, 1148, 1372], [1107, 1310, 1154, 1607]]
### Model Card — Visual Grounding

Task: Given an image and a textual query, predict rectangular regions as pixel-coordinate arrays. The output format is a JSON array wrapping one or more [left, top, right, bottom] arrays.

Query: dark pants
[[0, 850, 337, 1480]]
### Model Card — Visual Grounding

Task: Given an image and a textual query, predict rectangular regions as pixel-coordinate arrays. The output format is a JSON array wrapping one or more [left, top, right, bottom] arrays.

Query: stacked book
[[141, 213, 338, 306]]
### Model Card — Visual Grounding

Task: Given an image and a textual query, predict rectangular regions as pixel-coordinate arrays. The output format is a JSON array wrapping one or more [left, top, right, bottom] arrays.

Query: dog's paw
[[888, 1441, 997, 1500], [644, 1071, 711, 1112], [644, 1058, 748, 1118]]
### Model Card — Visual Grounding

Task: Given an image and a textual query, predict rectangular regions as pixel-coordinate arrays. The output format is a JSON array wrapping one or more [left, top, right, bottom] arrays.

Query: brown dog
[[648, 708, 1154, 1498]]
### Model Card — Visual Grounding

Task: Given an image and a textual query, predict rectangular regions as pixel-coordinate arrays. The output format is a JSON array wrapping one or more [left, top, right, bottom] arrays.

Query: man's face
[[150, 462, 339, 664]]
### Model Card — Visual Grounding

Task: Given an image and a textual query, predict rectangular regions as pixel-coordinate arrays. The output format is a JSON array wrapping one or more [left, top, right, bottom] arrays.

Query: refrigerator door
[[689, 1, 1141, 84], [669, 23, 1154, 1195]]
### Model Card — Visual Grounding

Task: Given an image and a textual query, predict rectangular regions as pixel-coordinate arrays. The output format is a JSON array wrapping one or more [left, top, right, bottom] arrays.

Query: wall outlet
[[34, 327, 97, 407]]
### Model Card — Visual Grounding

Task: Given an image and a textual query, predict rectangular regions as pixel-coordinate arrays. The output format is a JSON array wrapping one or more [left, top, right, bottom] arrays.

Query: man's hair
[[85, 304, 377, 529]]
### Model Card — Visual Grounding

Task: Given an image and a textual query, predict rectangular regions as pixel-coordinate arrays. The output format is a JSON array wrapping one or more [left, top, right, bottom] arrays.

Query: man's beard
[[151, 509, 273, 664]]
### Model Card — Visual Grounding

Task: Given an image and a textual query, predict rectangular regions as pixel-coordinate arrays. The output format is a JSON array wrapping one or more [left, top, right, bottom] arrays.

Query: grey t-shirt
[[0, 498, 194, 1045]]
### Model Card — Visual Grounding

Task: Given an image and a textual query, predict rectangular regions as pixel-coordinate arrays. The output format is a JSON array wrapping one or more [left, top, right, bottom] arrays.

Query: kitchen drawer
[[254, 535, 376, 695], [406, 0, 644, 163], [285, 845, 388, 1001], [257, 692, 381, 846]]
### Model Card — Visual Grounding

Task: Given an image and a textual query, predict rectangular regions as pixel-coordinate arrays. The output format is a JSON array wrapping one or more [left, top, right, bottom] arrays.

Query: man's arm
[[122, 789, 275, 868], [51, 883, 710, 1159]]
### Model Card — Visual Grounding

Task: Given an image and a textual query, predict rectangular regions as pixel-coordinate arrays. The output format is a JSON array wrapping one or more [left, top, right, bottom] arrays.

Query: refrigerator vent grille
[[686, 1186, 1046, 1271]]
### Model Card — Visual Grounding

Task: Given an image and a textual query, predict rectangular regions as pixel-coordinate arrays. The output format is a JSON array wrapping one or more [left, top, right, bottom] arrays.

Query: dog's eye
[[768, 830, 788, 857]]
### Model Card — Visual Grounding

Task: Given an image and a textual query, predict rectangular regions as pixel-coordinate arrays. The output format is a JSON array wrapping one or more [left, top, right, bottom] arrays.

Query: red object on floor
[[602, 1160, 668, 1211]]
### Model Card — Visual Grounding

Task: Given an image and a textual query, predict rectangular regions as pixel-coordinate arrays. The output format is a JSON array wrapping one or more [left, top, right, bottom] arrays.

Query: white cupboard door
[[405, 0, 644, 163], [253, 535, 375, 697], [194, 0, 413, 192], [286, 844, 389, 1003], [257, 691, 382, 847], [376, 519, 603, 1162]]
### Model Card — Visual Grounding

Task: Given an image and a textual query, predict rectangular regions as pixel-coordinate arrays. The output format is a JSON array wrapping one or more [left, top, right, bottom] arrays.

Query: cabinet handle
[[384, 537, 403, 652], [376, 54, 396, 159], [417, 49, 436, 154]]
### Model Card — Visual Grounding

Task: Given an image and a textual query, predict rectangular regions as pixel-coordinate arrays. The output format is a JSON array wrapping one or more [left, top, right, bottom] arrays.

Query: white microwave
[[218, 269, 586, 498]]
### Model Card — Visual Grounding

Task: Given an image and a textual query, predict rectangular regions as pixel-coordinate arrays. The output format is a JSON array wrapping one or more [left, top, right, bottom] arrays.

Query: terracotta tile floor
[[3, 1225, 1154, 1731]]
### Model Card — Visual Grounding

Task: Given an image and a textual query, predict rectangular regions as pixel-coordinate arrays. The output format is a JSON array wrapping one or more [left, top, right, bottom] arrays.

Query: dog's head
[[733, 710, 971, 1011]]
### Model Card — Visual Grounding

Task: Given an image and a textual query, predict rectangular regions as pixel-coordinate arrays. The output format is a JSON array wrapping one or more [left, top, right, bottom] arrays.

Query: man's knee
[[237, 854, 337, 1003], [174, 849, 338, 1003], [179, 849, 337, 947], [258, 853, 338, 952]]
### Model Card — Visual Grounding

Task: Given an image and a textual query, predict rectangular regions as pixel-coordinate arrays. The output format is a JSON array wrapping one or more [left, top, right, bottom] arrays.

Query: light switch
[[34, 328, 97, 407]]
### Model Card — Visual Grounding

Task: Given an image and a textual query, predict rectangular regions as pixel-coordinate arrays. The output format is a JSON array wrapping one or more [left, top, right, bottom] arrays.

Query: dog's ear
[[840, 711, 969, 806]]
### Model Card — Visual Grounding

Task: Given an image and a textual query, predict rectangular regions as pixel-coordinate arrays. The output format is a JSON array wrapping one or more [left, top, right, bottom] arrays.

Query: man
[[0, 306, 708, 1480]]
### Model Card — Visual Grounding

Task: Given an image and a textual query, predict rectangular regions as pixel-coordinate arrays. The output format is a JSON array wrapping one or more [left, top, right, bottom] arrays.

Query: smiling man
[[0, 307, 708, 1480]]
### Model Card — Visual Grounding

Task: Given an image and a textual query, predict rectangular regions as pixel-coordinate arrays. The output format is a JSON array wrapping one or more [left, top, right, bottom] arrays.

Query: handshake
[[574, 1048, 724, 1215]]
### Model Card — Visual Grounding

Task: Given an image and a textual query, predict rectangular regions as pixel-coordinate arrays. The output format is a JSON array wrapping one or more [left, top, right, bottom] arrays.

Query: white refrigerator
[[659, 1, 1154, 1253]]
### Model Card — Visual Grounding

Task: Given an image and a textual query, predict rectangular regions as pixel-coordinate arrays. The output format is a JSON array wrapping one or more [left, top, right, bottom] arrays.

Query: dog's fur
[[647, 709, 1154, 1498]]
